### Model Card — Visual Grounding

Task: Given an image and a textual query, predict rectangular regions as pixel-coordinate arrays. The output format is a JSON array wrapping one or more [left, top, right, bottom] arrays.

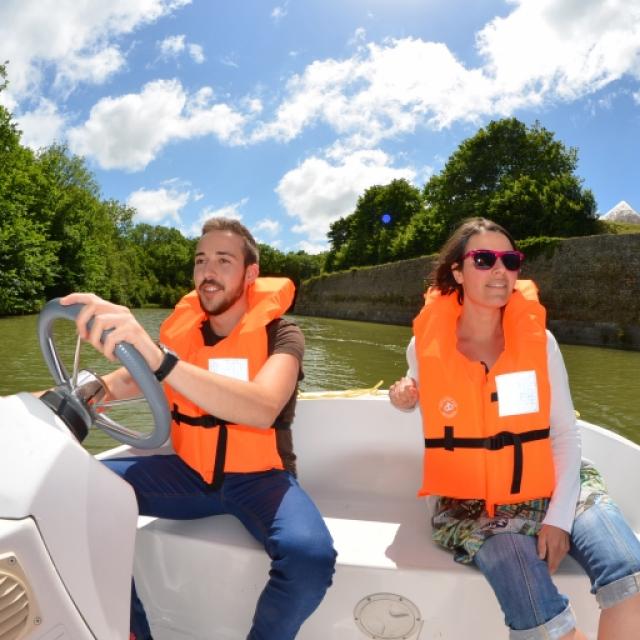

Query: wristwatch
[[153, 343, 179, 382]]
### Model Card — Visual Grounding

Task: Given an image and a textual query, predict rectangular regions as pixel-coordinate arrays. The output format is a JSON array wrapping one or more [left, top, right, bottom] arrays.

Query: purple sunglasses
[[462, 249, 525, 271]]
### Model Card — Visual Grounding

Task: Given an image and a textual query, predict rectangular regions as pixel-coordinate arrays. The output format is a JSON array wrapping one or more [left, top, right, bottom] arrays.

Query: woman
[[389, 217, 640, 639]]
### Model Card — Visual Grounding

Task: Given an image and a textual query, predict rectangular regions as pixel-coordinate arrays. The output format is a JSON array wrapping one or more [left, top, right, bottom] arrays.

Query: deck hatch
[[354, 592, 423, 639]]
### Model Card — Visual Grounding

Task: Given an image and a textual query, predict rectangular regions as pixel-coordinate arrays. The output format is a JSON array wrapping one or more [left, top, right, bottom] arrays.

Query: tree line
[[324, 118, 602, 272], [1, 59, 613, 315]]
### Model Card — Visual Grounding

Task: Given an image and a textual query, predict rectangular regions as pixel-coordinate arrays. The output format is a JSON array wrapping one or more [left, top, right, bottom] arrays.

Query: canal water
[[1, 310, 638, 452]]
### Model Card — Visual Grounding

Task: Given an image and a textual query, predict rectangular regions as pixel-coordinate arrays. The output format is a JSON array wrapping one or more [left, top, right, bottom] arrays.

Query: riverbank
[[295, 233, 640, 350]]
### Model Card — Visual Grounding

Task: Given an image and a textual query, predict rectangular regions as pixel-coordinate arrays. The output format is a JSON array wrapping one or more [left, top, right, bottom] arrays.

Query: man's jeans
[[104, 455, 337, 640], [473, 496, 640, 639]]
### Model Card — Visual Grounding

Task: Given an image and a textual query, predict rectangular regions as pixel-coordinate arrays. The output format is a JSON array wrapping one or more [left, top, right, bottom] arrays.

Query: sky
[[1, 0, 639, 253]]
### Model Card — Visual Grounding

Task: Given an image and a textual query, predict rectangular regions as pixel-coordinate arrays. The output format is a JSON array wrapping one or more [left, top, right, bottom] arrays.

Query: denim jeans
[[104, 455, 337, 640], [473, 497, 640, 639]]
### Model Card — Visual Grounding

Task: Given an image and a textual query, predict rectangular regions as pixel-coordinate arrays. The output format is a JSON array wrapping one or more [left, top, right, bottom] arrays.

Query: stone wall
[[295, 234, 640, 350]]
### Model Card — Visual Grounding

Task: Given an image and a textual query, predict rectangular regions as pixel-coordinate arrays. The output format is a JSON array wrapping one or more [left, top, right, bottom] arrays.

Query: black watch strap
[[154, 343, 179, 382]]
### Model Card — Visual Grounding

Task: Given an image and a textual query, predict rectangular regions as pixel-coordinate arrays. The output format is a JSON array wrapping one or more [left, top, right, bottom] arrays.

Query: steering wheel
[[37, 298, 171, 449]]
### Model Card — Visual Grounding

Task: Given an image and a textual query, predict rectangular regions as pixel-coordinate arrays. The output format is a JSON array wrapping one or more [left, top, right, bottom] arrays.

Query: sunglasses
[[462, 249, 525, 271]]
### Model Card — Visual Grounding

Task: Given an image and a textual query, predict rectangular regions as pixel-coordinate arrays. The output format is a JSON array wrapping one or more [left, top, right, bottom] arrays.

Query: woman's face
[[452, 231, 519, 310]]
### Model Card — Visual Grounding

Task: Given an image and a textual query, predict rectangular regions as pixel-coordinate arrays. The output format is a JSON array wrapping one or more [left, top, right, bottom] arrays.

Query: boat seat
[[132, 394, 608, 579], [127, 397, 640, 639]]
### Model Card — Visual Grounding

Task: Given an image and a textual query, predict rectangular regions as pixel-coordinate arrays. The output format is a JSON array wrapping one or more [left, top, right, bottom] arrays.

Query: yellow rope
[[298, 380, 386, 399]]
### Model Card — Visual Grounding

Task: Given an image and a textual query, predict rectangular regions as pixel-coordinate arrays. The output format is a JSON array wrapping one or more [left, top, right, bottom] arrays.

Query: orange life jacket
[[413, 280, 554, 514], [159, 277, 296, 486]]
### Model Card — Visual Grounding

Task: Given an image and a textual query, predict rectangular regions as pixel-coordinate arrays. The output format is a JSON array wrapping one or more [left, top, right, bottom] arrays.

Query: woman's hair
[[201, 217, 259, 266], [430, 217, 517, 302]]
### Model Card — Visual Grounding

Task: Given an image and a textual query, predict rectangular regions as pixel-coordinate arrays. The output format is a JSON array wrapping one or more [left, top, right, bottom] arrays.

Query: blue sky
[[2, 0, 639, 253]]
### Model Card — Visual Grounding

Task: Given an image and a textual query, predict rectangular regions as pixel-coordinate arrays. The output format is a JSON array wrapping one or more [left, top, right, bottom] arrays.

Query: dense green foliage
[[324, 118, 601, 272], [0, 66, 321, 315], [325, 179, 424, 272]]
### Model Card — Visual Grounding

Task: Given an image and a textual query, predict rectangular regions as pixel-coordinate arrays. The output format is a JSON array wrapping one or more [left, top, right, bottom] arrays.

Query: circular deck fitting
[[354, 592, 423, 639]]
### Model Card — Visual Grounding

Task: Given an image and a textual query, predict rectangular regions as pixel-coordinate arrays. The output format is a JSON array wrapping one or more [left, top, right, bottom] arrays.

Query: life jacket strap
[[424, 426, 550, 494], [171, 406, 290, 430], [171, 405, 228, 429], [171, 404, 228, 490]]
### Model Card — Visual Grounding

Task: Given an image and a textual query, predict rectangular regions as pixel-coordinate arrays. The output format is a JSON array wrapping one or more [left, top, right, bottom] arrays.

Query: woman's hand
[[389, 376, 419, 410], [537, 524, 570, 574], [60, 293, 163, 371]]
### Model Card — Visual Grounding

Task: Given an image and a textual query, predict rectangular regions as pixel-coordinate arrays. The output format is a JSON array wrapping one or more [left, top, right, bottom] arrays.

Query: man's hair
[[201, 217, 259, 266]]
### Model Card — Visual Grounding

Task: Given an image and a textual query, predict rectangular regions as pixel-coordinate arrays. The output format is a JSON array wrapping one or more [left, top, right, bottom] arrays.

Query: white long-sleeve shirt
[[404, 330, 581, 533]]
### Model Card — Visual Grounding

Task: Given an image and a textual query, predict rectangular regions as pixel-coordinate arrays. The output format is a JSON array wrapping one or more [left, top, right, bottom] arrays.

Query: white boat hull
[[123, 396, 640, 640], [2, 393, 639, 639]]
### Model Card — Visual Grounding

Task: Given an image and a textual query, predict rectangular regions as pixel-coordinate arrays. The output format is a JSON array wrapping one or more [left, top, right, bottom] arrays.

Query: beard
[[197, 275, 246, 316]]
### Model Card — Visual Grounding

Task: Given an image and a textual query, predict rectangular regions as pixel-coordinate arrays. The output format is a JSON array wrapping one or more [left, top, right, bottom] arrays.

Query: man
[[63, 217, 336, 640]]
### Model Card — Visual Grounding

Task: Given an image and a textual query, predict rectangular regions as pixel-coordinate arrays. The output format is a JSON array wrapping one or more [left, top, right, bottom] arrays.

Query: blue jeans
[[473, 497, 640, 639], [104, 455, 336, 640]]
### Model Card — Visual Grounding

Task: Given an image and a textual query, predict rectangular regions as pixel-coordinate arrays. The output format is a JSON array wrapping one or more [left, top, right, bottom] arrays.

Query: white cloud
[[252, 38, 491, 146], [201, 200, 247, 220], [253, 218, 281, 236], [15, 99, 66, 149], [67, 79, 247, 170], [476, 0, 640, 108], [276, 149, 416, 242], [220, 55, 239, 68], [633, 91, 640, 105], [55, 47, 125, 95], [158, 34, 205, 64], [127, 187, 190, 224], [296, 240, 328, 255], [348, 27, 367, 47], [271, 4, 288, 23], [188, 43, 205, 64], [159, 34, 187, 57], [0, 0, 191, 101], [186, 198, 249, 237], [253, 1, 640, 148]]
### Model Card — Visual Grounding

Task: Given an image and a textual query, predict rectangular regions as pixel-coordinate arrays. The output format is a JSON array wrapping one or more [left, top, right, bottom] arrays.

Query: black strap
[[210, 423, 228, 491], [171, 406, 227, 429], [172, 404, 228, 489], [424, 426, 550, 494]]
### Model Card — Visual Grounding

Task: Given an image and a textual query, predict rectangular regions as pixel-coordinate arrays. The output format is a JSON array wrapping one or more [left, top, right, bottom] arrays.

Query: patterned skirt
[[431, 460, 610, 564]]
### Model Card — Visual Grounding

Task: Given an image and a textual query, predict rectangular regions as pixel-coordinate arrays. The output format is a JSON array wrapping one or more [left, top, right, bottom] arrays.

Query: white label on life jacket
[[209, 358, 249, 381], [495, 370, 539, 417]]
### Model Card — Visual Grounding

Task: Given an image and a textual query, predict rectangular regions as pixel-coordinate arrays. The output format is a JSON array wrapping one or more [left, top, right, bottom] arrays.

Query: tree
[[126, 224, 196, 307], [423, 118, 598, 241], [325, 178, 424, 271], [389, 207, 444, 260], [258, 244, 323, 290], [0, 67, 59, 313]]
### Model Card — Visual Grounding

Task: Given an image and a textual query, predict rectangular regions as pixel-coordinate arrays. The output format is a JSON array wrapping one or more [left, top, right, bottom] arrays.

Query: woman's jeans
[[104, 455, 337, 640], [473, 497, 640, 639]]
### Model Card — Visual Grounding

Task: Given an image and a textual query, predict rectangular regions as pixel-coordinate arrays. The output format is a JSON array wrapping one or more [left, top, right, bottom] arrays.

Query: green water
[[1, 310, 638, 451]]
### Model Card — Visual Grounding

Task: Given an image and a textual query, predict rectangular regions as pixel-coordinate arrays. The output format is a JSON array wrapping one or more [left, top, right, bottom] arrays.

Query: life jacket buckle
[[485, 431, 517, 451]]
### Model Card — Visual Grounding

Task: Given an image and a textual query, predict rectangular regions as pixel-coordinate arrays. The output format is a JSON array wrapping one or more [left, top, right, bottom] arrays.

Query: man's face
[[193, 230, 257, 316]]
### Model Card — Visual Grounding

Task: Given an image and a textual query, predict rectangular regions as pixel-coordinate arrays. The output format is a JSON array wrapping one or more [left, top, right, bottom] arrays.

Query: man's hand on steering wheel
[[60, 293, 164, 372]]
